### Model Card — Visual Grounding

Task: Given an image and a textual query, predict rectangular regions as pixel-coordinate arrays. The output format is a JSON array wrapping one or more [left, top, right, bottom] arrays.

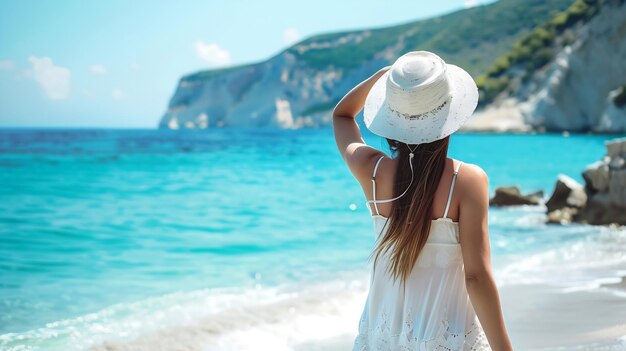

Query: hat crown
[[362, 50, 479, 145], [386, 51, 451, 116], [390, 52, 442, 87]]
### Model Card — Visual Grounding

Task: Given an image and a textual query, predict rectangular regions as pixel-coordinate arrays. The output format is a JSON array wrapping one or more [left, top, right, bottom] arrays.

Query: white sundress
[[354, 156, 491, 351]]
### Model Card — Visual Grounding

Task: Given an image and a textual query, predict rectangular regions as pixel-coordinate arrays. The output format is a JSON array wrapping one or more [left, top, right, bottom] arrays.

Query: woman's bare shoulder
[[456, 161, 489, 198], [456, 162, 490, 228], [457, 161, 488, 181]]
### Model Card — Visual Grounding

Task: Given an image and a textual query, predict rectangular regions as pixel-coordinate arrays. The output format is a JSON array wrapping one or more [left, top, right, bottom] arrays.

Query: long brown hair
[[369, 135, 450, 284]]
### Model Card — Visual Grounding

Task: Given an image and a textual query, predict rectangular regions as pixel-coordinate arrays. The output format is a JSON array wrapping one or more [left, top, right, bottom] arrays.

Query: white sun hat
[[363, 51, 479, 145]]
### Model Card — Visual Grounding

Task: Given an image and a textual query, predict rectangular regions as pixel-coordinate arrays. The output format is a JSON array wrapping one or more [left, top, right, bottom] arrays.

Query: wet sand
[[500, 283, 626, 350], [91, 280, 626, 350]]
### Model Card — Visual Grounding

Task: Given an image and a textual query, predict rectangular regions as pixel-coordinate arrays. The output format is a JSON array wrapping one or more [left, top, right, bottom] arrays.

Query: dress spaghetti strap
[[443, 160, 462, 219], [369, 155, 386, 216], [366, 157, 462, 219]]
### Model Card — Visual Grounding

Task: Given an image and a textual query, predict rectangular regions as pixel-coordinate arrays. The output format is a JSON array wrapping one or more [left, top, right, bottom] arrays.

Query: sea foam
[[0, 276, 368, 351]]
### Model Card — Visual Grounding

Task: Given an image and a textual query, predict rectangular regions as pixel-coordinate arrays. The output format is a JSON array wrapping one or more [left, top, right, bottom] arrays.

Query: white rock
[[609, 156, 625, 169], [597, 88, 626, 132], [606, 137, 626, 159]]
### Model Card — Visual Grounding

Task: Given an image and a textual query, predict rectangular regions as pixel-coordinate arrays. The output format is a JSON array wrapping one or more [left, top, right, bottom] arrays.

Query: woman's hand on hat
[[333, 67, 389, 119]]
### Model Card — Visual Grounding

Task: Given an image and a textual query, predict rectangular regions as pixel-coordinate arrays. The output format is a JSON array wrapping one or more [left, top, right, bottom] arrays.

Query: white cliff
[[465, 0, 626, 133], [159, 0, 573, 130]]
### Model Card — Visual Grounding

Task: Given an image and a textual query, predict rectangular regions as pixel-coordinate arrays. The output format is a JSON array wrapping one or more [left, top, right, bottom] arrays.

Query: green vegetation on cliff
[[288, 0, 573, 76], [476, 0, 604, 106]]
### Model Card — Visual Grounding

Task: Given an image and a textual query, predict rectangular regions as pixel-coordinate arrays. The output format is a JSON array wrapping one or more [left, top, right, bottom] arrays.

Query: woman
[[332, 51, 513, 350]]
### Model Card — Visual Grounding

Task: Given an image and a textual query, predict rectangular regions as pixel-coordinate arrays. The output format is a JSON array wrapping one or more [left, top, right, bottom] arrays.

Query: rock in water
[[545, 175, 588, 213], [577, 192, 626, 225], [575, 137, 626, 225], [489, 186, 543, 206], [583, 159, 610, 194], [547, 207, 579, 225]]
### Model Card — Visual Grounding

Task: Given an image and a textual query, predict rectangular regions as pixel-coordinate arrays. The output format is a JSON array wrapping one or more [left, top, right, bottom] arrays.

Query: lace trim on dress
[[354, 311, 491, 351]]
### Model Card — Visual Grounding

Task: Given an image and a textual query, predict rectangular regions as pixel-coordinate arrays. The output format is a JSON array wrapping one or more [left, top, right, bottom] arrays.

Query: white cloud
[[194, 40, 231, 67], [130, 62, 141, 70], [27, 56, 71, 100], [464, 0, 479, 8], [283, 27, 301, 45], [0, 60, 15, 70], [111, 87, 126, 100], [89, 64, 107, 75]]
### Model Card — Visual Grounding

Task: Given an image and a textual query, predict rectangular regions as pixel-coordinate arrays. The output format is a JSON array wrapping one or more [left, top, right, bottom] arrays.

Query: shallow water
[[0, 128, 624, 350]]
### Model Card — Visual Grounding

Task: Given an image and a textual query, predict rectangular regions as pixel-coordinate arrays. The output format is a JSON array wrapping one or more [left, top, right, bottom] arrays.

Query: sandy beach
[[83, 275, 626, 351], [501, 283, 626, 350], [313, 283, 626, 350]]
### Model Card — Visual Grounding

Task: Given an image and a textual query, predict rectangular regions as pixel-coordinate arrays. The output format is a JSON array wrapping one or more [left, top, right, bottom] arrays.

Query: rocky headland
[[156, 0, 626, 134], [464, 0, 626, 133]]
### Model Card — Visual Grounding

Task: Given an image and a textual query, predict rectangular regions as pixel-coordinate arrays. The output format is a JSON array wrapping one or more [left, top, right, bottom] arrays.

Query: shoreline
[[89, 282, 626, 351], [2, 271, 625, 350], [3, 217, 626, 351]]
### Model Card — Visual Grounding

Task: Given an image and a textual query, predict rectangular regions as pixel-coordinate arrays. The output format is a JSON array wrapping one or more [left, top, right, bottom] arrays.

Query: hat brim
[[363, 64, 478, 144]]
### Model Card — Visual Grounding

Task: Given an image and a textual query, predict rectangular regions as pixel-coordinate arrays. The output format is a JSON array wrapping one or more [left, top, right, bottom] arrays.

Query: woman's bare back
[[361, 156, 467, 222]]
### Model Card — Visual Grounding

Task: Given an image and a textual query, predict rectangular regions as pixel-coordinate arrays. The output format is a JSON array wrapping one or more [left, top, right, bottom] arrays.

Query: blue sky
[[0, 0, 491, 128]]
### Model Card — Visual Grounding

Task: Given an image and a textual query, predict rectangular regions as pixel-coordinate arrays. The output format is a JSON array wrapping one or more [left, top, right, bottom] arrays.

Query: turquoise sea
[[1, 129, 625, 350]]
